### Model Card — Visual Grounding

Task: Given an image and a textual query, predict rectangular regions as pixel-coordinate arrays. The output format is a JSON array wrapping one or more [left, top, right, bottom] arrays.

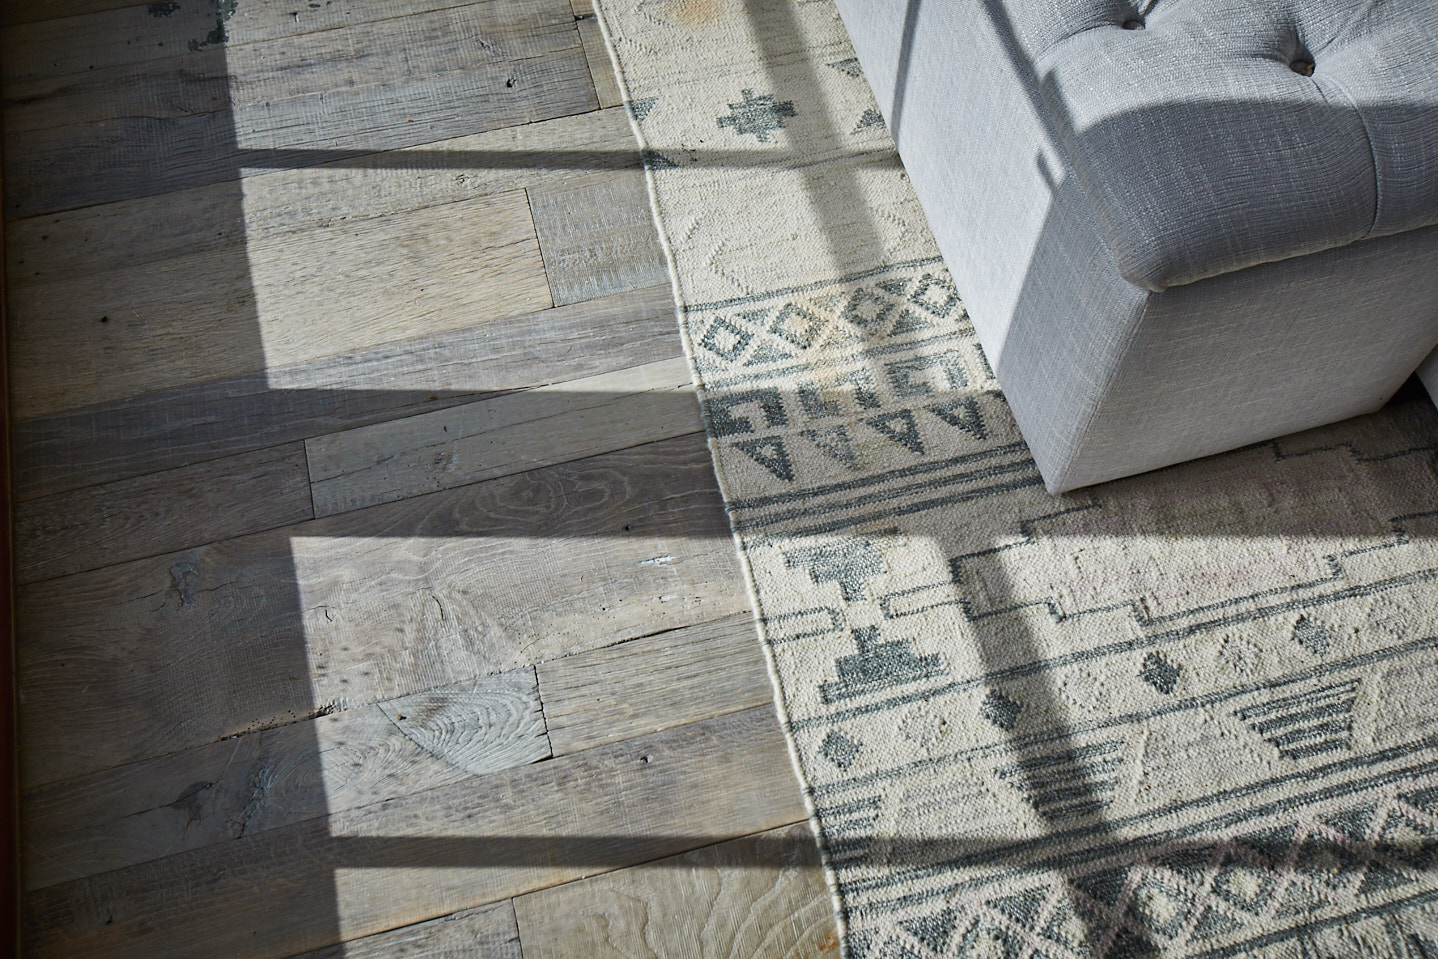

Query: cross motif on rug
[[717, 88, 798, 142]]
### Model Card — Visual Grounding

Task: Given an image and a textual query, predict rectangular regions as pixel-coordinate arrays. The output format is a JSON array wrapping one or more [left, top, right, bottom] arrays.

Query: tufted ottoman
[[834, 0, 1438, 492]]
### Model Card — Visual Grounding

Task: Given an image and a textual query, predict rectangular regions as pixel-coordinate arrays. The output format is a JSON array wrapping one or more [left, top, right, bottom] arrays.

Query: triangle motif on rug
[[732, 436, 795, 481], [866, 409, 925, 454], [1235, 679, 1359, 760], [801, 425, 859, 468], [926, 398, 987, 440], [998, 740, 1124, 822]]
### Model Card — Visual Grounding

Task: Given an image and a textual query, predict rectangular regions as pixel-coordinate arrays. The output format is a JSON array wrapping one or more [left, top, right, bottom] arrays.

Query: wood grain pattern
[[9, 188, 551, 419], [306, 357, 701, 517], [538, 613, 772, 756], [16, 434, 741, 786], [22, 669, 548, 891], [513, 823, 837, 959], [13, 442, 313, 584], [530, 169, 667, 307], [11, 284, 678, 501], [4, 0, 595, 216], [3, 0, 550, 85], [4, 106, 638, 288], [284, 901, 523, 959], [23, 707, 807, 959], [576, 14, 623, 110]]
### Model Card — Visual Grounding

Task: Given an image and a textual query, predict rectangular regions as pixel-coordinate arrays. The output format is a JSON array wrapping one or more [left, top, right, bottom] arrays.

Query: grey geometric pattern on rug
[[592, 1, 1438, 955]]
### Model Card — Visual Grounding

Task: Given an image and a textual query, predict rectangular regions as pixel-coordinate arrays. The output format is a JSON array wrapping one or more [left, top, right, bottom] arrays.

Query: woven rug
[[592, 1, 1438, 955]]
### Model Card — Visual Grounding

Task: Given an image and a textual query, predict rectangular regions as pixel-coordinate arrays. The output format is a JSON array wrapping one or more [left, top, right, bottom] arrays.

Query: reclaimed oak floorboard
[[3, 0, 596, 216], [16, 433, 743, 787], [538, 611, 775, 756], [22, 667, 550, 891], [283, 900, 524, 959], [513, 822, 839, 959], [13, 441, 314, 584], [6, 0, 833, 952], [530, 167, 669, 306], [11, 283, 679, 500], [305, 356, 701, 516], [24, 707, 807, 959], [9, 187, 552, 418]]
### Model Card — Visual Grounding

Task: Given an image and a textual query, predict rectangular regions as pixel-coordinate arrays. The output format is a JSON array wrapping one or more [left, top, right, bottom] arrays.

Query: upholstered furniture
[[834, 0, 1438, 492]]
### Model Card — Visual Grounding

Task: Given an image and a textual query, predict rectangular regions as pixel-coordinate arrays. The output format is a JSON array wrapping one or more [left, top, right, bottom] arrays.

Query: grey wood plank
[[284, 901, 522, 959], [538, 613, 772, 756], [4, 106, 638, 287], [513, 823, 837, 959], [3, 0, 135, 28], [576, 14, 623, 110], [3, 0, 526, 85], [9, 187, 550, 419], [16, 433, 742, 786], [13, 442, 313, 584], [529, 168, 667, 307], [3, 0, 595, 216], [11, 284, 678, 501], [306, 357, 701, 517], [23, 707, 806, 959], [22, 669, 548, 891]]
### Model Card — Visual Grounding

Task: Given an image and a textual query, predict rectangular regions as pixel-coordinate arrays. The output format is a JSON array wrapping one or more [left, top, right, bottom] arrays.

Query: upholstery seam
[[1041, 284, 1152, 492], [1313, 72, 1381, 237]]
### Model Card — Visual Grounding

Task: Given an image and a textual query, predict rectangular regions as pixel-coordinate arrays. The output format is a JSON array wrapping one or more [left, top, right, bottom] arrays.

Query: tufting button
[[1122, 18, 1145, 30], [1290, 58, 1315, 76]]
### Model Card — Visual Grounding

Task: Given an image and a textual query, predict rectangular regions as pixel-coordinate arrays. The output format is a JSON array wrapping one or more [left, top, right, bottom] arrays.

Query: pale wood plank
[[570, 0, 596, 18], [9, 188, 551, 419], [13, 442, 313, 584], [16, 433, 742, 786], [285, 901, 522, 959], [11, 284, 678, 500], [306, 357, 700, 517], [23, 707, 805, 959], [3, 0, 595, 216], [538, 613, 771, 756], [529, 168, 667, 307], [513, 823, 837, 959], [4, 106, 638, 286], [576, 14, 623, 110], [3, 0, 540, 85], [22, 669, 548, 891], [22, 607, 767, 889]]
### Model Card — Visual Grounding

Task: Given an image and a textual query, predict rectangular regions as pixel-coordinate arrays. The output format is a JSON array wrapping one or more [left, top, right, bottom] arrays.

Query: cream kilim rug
[[593, 1, 1438, 955]]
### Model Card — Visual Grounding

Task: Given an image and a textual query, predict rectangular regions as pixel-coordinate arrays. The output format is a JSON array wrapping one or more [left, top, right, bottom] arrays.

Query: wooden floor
[[3, 0, 837, 954]]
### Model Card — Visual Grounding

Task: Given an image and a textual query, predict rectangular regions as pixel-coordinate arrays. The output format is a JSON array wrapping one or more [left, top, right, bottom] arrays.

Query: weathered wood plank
[[3, 0, 595, 216], [22, 669, 548, 891], [3, 0, 135, 28], [23, 707, 806, 959], [3, 0, 539, 85], [529, 168, 667, 307], [575, 14, 623, 110], [285, 901, 522, 959], [538, 613, 771, 756], [306, 357, 700, 517], [512, 823, 837, 959], [10, 284, 678, 500], [16, 433, 742, 786], [4, 106, 638, 287], [9, 187, 551, 419], [13, 442, 313, 584]]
